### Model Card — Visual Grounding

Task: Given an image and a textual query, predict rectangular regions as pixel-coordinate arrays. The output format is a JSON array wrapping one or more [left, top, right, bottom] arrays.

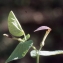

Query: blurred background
[[0, 0, 63, 63]]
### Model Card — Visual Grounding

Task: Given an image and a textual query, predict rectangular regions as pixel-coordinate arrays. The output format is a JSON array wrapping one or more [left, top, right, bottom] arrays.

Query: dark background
[[0, 0, 63, 63]]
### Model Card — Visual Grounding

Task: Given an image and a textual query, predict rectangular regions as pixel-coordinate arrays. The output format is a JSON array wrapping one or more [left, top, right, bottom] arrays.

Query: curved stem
[[39, 29, 51, 51]]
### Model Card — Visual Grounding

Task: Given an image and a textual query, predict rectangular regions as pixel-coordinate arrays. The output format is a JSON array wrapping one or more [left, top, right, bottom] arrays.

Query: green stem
[[13, 37, 24, 42], [31, 46, 39, 63], [32, 46, 36, 50], [36, 50, 39, 63], [23, 31, 26, 40]]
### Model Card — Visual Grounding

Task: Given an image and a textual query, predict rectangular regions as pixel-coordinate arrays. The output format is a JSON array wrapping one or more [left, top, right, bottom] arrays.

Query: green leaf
[[30, 50, 63, 57], [5, 40, 33, 63], [8, 11, 24, 37]]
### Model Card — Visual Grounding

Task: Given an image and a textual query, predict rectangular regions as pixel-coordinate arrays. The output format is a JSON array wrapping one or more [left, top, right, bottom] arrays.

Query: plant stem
[[13, 37, 24, 42], [23, 31, 26, 40], [36, 50, 39, 63], [32, 46, 37, 50], [39, 29, 51, 51]]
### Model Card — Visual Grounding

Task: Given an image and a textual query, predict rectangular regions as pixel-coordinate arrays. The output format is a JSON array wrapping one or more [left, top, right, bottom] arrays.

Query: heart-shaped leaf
[[8, 11, 24, 37], [5, 40, 33, 63], [34, 26, 51, 32], [30, 50, 63, 57]]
